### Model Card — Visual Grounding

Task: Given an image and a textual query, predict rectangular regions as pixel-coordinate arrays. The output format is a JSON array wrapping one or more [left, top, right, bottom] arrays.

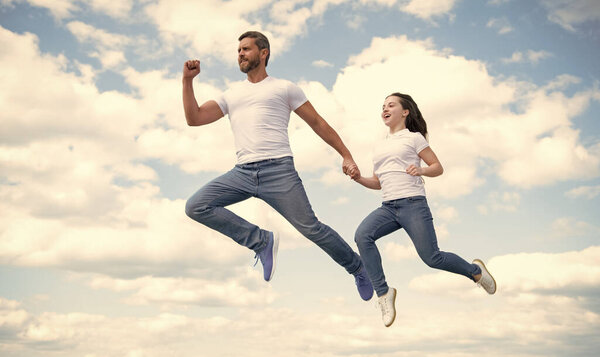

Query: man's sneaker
[[354, 266, 374, 301], [473, 259, 496, 294], [254, 231, 279, 282], [378, 287, 396, 327]]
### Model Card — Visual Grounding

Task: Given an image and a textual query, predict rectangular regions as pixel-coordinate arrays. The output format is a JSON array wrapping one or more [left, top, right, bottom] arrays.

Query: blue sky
[[1, 0, 599, 356]]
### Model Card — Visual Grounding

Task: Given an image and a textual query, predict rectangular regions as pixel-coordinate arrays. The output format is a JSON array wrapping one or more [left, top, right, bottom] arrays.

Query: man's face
[[238, 37, 262, 73]]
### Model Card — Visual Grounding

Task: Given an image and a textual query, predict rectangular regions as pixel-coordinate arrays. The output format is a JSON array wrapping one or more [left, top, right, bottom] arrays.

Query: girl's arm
[[406, 147, 444, 177], [354, 173, 382, 190]]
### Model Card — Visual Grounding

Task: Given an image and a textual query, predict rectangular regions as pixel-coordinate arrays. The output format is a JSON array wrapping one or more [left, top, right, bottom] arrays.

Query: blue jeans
[[354, 196, 481, 297], [185, 156, 362, 274]]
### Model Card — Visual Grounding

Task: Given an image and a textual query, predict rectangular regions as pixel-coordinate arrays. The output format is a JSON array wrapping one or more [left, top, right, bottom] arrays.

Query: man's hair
[[238, 31, 271, 67]]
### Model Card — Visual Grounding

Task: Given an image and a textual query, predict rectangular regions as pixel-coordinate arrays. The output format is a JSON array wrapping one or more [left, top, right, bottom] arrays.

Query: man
[[183, 31, 373, 301]]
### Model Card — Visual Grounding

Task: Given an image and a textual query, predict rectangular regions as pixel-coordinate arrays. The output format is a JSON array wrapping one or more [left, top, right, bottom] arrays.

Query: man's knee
[[297, 220, 327, 240], [185, 196, 210, 220]]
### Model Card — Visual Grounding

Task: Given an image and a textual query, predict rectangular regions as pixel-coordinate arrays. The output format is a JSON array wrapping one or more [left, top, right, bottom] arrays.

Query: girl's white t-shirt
[[215, 76, 307, 164], [372, 128, 429, 201]]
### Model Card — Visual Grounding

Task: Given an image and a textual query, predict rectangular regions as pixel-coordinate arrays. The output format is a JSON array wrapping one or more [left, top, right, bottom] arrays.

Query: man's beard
[[239, 55, 260, 73]]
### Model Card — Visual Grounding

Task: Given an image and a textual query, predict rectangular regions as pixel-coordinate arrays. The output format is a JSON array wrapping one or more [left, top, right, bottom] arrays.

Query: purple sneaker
[[254, 231, 279, 282], [354, 266, 374, 301]]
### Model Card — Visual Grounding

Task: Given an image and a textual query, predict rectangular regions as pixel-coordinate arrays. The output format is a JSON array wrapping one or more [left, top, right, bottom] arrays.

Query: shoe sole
[[473, 259, 496, 294], [385, 288, 397, 328], [266, 232, 279, 282]]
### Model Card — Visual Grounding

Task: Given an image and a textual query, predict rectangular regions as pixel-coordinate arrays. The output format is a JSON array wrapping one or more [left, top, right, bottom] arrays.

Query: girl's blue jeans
[[355, 196, 481, 297]]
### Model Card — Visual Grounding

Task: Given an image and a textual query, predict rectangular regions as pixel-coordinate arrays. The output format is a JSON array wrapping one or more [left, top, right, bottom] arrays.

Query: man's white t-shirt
[[372, 129, 430, 201], [215, 76, 308, 164]]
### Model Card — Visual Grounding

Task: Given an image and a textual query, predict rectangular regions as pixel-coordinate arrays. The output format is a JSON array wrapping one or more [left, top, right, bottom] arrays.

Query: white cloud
[[543, 73, 581, 91], [0, 27, 161, 222], [315, 35, 599, 196], [67, 21, 130, 48], [268, 0, 313, 37], [0, 25, 322, 304], [344, 12, 366, 29], [527, 49, 553, 63], [145, 0, 268, 65], [486, 17, 514, 34], [312, 59, 334, 68], [87, 0, 133, 18], [502, 51, 524, 63], [0, 297, 28, 332], [358, 0, 397, 6], [12, 0, 78, 18], [410, 246, 600, 296], [3, 26, 599, 292], [502, 49, 553, 64], [432, 204, 459, 222], [2, 283, 599, 357], [550, 217, 599, 238], [400, 0, 459, 20], [3, 0, 134, 19], [0, 26, 262, 278], [477, 191, 521, 215], [66, 21, 137, 69], [290, 80, 348, 175], [86, 271, 276, 307], [539, 0, 600, 31], [331, 196, 350, 205], [566, 184, 600, 199], [142, 0, 288, 65], [1, 3, 599, 356], [382, 241, 416, 261]]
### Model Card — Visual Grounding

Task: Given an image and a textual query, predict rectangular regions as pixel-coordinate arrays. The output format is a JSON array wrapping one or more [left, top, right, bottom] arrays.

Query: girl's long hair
[[387, 92, 427, 139]]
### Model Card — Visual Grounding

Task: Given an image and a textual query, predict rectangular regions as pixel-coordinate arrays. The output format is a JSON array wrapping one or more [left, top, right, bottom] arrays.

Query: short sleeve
[[414, 133, 429, 154], [215, 92, 228, 116], [286, 82, 308, 111]]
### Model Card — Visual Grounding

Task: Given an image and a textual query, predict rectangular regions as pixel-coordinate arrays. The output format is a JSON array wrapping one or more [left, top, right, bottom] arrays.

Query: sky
[[0, 0, 599, 356]]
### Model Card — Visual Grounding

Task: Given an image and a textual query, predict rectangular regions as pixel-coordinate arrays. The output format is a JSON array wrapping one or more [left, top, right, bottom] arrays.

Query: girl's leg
[[354, 204, 401, 297], [400, 196, 480, 281]]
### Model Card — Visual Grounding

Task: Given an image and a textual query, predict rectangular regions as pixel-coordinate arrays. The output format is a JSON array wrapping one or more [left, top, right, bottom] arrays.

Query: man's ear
[[261, 48, 269, 61]]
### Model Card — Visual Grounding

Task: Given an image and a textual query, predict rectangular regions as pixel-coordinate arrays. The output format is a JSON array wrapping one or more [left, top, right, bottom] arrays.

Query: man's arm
[[182, 60, 224, 126], [294, 101, 360, 179]]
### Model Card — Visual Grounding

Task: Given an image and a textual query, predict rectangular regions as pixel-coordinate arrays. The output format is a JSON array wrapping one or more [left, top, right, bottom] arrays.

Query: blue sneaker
[[354, 266, 374, 301], [254, 231, 279, 281]]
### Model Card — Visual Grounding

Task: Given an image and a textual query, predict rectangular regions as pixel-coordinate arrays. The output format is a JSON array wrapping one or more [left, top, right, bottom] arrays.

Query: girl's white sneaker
[[473, 259, 496, 294]]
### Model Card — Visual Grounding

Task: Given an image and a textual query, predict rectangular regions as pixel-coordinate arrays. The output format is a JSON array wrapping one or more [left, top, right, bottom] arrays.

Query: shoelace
[[477, 274, 492, 289], [355, 274, 367, 286], [377, 298, 389, 315], [253, 253, 259, 267]]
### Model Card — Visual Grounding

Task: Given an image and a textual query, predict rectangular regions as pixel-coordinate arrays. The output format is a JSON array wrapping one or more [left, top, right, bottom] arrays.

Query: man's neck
[[246, 68, 268, 83]]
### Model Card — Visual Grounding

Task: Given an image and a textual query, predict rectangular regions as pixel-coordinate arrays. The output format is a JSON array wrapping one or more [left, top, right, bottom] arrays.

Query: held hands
[[406, 164, 423, 176], [183, 60, 200, 79], [343, 157, 361, 180]]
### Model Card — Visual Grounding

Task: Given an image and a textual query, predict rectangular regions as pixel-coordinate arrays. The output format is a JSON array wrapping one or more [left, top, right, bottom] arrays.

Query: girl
[[352, 93, 496, 327]]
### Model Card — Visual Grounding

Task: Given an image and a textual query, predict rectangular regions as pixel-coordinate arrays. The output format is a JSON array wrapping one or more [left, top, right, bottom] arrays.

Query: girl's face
[[381, 96, 408, 130]]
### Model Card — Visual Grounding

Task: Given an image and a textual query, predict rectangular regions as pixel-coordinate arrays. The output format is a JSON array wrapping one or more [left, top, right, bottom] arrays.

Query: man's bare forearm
[[182, 77, 201, 126], [311, 119, 352, 159]]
